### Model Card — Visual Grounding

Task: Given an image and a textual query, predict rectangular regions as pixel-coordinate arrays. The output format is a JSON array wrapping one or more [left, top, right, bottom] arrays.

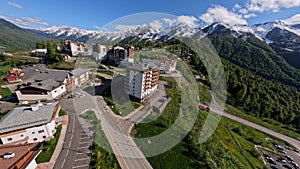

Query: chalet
[[0, 102, 60, 144], [6, 74, 20, 83], [31, 49, 47, 56], [16, 70, 68, 103]]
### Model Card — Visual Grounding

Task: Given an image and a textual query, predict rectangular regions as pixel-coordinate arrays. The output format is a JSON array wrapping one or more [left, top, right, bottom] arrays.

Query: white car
[[3, 152, 15, 159]]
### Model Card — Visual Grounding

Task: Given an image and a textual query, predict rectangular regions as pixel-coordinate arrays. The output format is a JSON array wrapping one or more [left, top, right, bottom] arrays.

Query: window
[[32, 132, 35, 134], [43, 136, 46, 139], [38, 130, 44, 133], [33, 138, 38, 141], [7, 138, 12, 141], [61, 86, 64, 89], [54, 90, 57, 93], [20, 134, 24, 137]]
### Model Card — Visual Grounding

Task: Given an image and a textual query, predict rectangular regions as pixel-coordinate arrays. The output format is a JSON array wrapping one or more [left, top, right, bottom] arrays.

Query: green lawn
[[0, 88, 12, 97], [48, 61, 75, 70], [97, 70, 114, 76], [80, 111, 120, 169], [0, 110, 10, 120], [59, 110, 66, 116], [36, 125, 62, 163]]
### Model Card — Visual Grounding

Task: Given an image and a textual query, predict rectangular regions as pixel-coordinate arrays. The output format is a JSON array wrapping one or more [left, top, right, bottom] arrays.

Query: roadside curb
[[50, 114, 69, 162]]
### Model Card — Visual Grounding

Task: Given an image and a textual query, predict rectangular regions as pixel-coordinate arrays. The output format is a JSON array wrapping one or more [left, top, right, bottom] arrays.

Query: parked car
[[3, 152, 15, 159], [277, 157, 287, 163], [286, 155, 294, 162], [271, 164, 279, 169], [268, 158, 276, 165], [279, 150, 287, 154], [282, 164, 294, 169], [285, 146, 293, 150], [264, 154, 271, 160], [291, 161, 299, 168]]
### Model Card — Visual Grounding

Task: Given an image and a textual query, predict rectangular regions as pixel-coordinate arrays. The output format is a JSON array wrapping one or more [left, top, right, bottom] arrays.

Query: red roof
[[6, 74, 17, 82]]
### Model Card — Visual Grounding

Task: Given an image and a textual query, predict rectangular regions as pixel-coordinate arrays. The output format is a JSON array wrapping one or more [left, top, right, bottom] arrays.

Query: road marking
[[72, 164, 89, 168], [61, 158, 66, 168], [79, 141, 91, 144], [80, 136, 90, 139], [80, 137, 90, 140], [75, 157, 90, 161], [78, 146, 90, 149], [65, 149, 69, 157]]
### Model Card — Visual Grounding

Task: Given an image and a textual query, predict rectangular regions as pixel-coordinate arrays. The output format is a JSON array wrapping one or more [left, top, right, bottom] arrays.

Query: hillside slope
[[0, 19, 46, 52]]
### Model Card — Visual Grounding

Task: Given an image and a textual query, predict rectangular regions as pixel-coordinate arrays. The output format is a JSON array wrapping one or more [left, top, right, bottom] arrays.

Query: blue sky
[[0, 0, 300, 30]]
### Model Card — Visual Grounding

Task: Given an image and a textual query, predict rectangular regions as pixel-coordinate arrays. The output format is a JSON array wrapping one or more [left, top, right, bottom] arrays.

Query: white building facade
[[128, 63, 160, 103], [0, 102, 60, 144]]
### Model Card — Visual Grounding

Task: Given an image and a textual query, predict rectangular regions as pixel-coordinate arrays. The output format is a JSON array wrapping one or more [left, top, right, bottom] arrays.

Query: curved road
[[204, 104, 300, 150]]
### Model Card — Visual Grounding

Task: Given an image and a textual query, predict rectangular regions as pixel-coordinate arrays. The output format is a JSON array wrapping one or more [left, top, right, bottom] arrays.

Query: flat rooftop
[[128, 62, 158, 72], [0, 102, 59, 134]]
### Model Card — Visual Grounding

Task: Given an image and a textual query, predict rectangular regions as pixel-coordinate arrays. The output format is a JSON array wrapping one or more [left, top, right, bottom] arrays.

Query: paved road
[[202, 103, 300, 151], [95, 96, 153, 169], [72, 87, 154, 169], [54, 95, 92, 169]]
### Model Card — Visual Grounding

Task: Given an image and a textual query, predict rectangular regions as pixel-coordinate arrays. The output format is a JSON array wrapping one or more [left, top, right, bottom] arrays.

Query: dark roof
[[70, 68, 89, 77], [35, 70, 68, 82]]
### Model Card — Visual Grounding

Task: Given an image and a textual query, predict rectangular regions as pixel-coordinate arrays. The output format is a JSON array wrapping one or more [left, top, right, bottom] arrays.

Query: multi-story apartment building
[[128, 62, 160, 103]]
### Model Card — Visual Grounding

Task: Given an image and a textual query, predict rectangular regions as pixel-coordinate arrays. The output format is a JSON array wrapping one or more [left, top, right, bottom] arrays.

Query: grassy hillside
[[135, 78, 270, 169], [0, 19, 46, 52]]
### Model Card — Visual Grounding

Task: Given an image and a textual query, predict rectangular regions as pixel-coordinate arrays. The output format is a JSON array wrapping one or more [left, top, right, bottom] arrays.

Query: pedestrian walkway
[[51, 115, 69, 162]]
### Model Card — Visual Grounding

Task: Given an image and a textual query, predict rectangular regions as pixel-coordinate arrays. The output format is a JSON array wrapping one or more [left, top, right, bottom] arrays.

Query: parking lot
[[72, 129, 92, 169], [258, 139, 300, 169]]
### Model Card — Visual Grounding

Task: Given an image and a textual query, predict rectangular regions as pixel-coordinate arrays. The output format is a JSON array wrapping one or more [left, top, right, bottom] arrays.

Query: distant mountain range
[[1, 16, 300, 87], [33, 15, 300, 50]]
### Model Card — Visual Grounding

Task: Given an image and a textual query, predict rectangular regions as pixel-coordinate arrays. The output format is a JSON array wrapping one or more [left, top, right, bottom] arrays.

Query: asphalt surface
[[67, 86, 153, 169], [54, 95, 92, 169]]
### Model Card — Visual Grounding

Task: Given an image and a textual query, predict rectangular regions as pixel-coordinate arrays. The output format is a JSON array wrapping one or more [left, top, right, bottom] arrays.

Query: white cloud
[[177, 15, 198, 27], [200, 6, 248, 25], [7, 2, 22, 9], [239, 8, 249, 14], [163, 18, 176, 27], [94, 26, 100, 30], [284, 14, 300, 24], [246, 0, 300, 13], [149, 20, 162, 30], [115, 24, 141, 32], [0, 15, 49, 28], [243, 13, 257, 19], [233, 4, 242, 11]]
